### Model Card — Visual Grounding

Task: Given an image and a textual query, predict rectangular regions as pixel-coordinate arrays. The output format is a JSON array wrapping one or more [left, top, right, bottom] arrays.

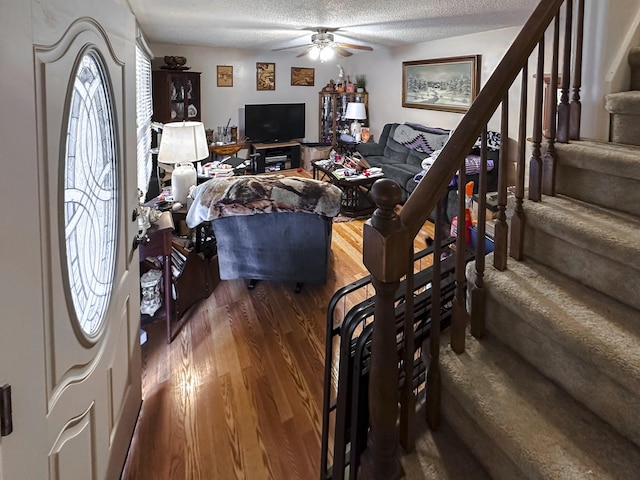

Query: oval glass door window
[[63, 50, 118, 340]]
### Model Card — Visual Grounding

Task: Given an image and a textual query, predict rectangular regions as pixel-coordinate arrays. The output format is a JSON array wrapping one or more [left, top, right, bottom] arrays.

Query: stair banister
[[359, 1, 567, 479]]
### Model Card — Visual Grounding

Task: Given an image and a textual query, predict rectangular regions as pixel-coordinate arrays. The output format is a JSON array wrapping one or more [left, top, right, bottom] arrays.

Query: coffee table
[[312, 160, 383, 217]]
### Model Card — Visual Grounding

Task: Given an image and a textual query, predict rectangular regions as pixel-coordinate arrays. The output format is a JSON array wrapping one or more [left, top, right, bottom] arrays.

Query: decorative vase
[[140, 269, 163, 316], [172, 162, 196, 204]]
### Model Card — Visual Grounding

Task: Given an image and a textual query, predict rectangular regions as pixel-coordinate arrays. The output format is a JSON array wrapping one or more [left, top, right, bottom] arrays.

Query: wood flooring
[[121, 215, 433, 480]]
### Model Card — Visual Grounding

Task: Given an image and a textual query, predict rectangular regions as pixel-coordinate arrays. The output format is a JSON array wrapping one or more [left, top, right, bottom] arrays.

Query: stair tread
[[522, 194, 640, 269], [440, 332, 640, 478], [483, 257, 640, 394], [606, 90, 640, 113], [554, 140, 640, 180]]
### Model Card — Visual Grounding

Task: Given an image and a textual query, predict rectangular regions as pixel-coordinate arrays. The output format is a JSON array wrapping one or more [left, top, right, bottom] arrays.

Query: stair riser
[[555, 164, 640, 216], [630, 47, 640, 90], [484, 297, 640, 448], [610, 114, 640, 146], [440, 389, 527, 480], [523, 224, 640, 311]]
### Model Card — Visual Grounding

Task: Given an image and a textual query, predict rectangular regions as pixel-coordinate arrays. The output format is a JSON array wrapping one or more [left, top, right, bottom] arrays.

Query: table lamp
[[345, 102, 367, 142], [158, 121, 209, 204]]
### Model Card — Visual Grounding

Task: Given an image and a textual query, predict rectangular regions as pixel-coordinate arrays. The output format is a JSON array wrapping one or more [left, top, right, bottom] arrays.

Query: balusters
[[399, 246, 416, 452], [471, 128, 488, 338], [426, 199, 444, 431], [529, 38, 545, 202], [494, 96, 509, 272], [557, 0, 573, 143], [510, 65, 529, 261], [451, 160, 468, 354], [570, 0, 584, 140], [543, 13, 561, 195]]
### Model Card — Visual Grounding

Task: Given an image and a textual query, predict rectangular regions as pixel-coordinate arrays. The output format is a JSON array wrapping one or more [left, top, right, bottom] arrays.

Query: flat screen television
[[244, 103, 305, 143]]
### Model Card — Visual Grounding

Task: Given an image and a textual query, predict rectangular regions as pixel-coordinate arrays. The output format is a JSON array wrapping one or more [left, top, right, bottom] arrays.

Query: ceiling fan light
[[320, 46, 334, 62], [309, 45, 320, 60]]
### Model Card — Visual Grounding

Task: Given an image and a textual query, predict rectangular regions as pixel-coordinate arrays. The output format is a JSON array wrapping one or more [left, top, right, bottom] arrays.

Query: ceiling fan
[[274, 28, 373, 61]]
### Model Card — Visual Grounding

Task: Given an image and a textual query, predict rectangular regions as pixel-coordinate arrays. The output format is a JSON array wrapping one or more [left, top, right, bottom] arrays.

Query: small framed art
[[291, 67, 315, 86], [217, 65, 233, 87], [257, 62, 275, 90]]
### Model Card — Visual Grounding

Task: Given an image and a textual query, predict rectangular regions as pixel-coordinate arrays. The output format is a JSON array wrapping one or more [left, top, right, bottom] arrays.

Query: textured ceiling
[[128, 0, 537, 52]]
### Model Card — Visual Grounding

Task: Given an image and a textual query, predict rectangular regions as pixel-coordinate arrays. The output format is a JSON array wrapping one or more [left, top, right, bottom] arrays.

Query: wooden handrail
[[358, 1, 572, 479], [399, 0, 565, 237]]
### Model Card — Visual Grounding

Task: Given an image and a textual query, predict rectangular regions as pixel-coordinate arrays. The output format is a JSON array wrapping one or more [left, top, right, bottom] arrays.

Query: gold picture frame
[[402, 55, 481, 113], [291, 67, 315, 86], [256, 62, 275, 91], [216, 65, 233, 87]]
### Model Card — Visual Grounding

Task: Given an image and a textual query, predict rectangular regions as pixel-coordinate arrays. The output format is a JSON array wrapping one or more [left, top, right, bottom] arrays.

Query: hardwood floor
[[121, 216, 432, 480]]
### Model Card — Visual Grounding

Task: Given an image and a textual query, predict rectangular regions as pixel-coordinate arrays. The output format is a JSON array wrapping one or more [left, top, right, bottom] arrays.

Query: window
[[136, 43, 153, 198], [64, 50, 117, 339]]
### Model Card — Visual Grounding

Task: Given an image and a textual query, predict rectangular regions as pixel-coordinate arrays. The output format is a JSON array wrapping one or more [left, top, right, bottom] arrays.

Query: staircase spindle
[[543, 13, 561, 195], [399, 247, 416, 453], [529, 38, 546, 202], [570, 0, 584, 140], [557, 0, 573, 143], [510, 64, 529, 260], [494, 97, 509, 271], [426, 200, 444, 431], [471, 128, 488, 338], [451, 163, 468, 353]]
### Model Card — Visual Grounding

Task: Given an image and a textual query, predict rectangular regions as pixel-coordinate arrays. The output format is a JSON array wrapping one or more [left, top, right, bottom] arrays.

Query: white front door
[[0, 1, 142, 479]]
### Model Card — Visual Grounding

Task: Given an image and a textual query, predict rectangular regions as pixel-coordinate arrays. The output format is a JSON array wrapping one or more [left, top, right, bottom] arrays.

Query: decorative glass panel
[[64, 50, 117, 339]]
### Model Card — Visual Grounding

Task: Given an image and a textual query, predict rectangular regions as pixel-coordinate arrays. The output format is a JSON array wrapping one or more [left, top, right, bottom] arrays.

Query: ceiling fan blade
[[273, 43, 312, 52], [336, 42, 373, 51], [334, 46, 353, 57], [296, 46, 315, 58]]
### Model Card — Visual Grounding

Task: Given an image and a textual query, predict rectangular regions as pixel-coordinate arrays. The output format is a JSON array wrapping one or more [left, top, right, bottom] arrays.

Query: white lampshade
[[158, 121, 208, 204], [345, 102, 367, 121], [158, 121, 209, 164]]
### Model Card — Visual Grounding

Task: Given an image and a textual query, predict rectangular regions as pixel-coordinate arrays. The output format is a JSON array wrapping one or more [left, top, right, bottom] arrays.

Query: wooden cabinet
[[152, 70, 202, 123], [250, 141, 301, 173], [318, 91, 368, 147]]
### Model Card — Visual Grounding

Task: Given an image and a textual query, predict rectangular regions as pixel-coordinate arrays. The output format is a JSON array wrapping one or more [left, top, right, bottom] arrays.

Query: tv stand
[[251, 140, 301, 173]]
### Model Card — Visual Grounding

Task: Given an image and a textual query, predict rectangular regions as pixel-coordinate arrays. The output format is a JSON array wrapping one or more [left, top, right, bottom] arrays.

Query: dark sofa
[[356, 122, 500, 202]]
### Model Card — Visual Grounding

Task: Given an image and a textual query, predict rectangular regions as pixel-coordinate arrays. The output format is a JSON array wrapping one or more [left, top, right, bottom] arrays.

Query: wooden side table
[[209, 142, 246, 159], [139, 211, 180, 343]]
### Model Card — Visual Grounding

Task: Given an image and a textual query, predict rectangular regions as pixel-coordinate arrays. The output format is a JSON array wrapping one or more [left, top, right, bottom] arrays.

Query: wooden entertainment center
[[250, 140, 301, 173]]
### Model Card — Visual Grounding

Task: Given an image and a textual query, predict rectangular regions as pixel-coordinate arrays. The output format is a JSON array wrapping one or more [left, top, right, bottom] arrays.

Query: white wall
[[149, 43, 355, 143], [349, 28, 520, 142]]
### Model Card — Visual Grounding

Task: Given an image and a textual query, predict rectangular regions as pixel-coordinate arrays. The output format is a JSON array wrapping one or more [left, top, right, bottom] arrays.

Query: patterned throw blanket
[[186, 175, 342, 227], [392, 124, 450, 156]]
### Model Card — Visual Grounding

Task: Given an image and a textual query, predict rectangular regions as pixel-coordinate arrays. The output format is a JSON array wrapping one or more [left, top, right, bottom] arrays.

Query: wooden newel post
[[359, 179, 408, 480]]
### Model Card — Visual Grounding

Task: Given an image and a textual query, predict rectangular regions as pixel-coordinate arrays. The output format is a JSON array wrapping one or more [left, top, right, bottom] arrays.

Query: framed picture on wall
[[256, 62, 275, 90], [402, 55, 481, 112], [217, 65, 233, 87], [291, 67, 315, 86]]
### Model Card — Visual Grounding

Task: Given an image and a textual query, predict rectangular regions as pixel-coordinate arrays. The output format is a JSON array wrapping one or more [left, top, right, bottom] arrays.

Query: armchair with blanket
[[186, 175, 342, 291]]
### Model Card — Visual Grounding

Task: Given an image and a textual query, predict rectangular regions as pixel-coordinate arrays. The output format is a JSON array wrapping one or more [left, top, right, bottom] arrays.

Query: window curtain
[[135, 39, 153, 199]]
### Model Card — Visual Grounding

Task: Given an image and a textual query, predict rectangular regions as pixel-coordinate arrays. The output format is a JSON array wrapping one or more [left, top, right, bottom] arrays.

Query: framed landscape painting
[[402, 55, 481, 112], [257, 62, 275, 90], [291, 67, 315, 86], [217, 65, 233, 87]]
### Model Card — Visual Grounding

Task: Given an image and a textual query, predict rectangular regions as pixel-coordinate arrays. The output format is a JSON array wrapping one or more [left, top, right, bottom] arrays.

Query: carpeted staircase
[[403, 47, 640, 478]]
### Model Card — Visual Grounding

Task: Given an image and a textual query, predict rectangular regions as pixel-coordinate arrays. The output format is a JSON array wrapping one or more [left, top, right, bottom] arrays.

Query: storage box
[[301, 143, 333, 171], [470, 226, 495, 253]]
